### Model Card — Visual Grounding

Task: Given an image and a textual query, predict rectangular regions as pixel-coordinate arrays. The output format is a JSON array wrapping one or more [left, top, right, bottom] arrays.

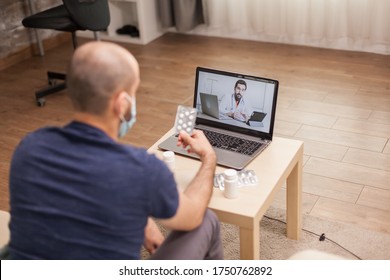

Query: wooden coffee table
[[148, 129, 303, 259]]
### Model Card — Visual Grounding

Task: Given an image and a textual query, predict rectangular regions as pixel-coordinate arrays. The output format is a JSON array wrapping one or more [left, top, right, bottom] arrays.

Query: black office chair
[[22, 0, 110, 106]]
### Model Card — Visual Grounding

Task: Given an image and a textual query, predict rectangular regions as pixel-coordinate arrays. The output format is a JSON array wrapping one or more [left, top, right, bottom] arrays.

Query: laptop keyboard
[[199, 129, 263, 156]]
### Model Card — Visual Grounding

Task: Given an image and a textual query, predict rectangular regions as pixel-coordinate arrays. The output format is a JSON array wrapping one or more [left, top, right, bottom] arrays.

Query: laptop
[[158, 67, 279, 170], [200, 92, 232, 120]]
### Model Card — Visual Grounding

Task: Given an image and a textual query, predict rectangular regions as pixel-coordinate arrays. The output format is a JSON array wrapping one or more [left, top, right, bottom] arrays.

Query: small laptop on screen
[[200, 92, 232, 120], [158, 67, 279, 170]]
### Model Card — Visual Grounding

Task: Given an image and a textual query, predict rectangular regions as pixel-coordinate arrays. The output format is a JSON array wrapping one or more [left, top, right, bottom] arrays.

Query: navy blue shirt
[[8, 121, 178, 259]]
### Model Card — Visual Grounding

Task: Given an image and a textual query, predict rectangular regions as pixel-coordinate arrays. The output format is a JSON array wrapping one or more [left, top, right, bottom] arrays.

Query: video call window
[[195, 70, 277, 134]]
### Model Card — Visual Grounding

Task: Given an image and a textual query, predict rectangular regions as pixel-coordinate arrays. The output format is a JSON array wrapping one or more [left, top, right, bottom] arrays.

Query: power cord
[[263, 215, 362, 260]]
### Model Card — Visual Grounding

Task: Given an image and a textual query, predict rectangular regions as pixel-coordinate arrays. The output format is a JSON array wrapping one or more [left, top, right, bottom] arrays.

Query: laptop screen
[[193, 67, 279, 140]]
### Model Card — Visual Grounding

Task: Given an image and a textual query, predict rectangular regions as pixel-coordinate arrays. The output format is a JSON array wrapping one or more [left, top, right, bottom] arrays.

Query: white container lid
[[223, 169, 237, 180], [163, 151, 175, 162]]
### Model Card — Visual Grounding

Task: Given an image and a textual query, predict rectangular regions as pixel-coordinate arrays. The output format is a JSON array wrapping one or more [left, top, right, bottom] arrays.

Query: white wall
[[181, 0, 390, 55]]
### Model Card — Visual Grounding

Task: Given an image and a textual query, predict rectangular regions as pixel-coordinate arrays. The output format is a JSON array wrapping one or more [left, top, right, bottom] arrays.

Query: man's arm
[[158, 130, 217, 231], [242, 101, 251, 122]]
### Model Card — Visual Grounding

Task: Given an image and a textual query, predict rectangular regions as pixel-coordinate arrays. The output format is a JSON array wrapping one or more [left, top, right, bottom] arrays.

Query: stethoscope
[[230, 94, 246, 110]]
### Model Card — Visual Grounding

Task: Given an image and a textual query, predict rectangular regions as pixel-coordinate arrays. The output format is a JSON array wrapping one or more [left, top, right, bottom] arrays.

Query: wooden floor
[[0, 33, 389, 235]]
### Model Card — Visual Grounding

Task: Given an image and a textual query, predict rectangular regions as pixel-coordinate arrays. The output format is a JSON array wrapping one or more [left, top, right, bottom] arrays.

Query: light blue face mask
[[118, 95, 136, 138]]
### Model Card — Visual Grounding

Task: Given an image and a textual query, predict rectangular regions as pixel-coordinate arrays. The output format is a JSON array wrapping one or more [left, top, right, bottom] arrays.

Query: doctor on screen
[[220, 79, 252, 122]]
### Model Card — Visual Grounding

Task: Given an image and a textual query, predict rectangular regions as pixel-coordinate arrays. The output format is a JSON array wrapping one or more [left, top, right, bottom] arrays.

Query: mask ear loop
[[119, 93, 132, 122], [125, 94, 136, 121]]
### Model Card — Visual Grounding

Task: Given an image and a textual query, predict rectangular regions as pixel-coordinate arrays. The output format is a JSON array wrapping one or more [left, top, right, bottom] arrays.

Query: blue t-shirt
[[8, 121, 178, 259]]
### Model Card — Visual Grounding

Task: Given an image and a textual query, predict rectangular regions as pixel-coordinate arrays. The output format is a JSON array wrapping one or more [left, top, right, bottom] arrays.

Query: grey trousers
[[150, 209, 224, 260]]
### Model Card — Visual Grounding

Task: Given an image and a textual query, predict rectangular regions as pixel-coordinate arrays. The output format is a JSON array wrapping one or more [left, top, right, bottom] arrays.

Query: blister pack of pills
[[214, 169, 258, 189], [174, 105, 197, 135]]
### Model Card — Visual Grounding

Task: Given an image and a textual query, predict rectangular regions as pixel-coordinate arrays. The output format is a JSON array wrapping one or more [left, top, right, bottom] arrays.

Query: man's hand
[[233, 110, 246, 122], [144, 218, 164, 254], [177, 129, 216, 161]]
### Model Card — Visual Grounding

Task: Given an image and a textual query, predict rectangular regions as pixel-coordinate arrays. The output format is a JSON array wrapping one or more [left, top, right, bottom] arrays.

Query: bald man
[[8, 42, 223, 260]]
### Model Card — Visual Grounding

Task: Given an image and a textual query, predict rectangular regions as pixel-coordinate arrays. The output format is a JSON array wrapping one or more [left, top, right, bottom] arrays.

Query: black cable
[[263, 215, 362, 260]]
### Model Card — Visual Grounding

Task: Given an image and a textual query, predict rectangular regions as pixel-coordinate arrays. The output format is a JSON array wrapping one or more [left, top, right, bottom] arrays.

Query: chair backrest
[[63, 0, 110, 31]]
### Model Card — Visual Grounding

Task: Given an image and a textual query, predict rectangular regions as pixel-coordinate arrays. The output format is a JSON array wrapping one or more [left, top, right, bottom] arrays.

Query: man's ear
[[113, 91, 127, 118]]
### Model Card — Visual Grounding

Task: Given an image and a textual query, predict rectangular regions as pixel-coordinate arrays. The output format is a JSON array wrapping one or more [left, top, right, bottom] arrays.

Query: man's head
[[66, 41, 140, 138], [234, 80, 247, 101], [67, 41, 140, 118]]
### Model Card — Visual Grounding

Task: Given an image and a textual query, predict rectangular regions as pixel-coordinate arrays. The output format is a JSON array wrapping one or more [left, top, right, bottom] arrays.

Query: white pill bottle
[[162, 151, 175, 171], [223, 169, 239, 199]]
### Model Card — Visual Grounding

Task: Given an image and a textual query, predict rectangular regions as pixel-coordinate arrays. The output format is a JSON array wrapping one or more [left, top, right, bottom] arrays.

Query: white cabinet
[[77, 0, 164, 45]]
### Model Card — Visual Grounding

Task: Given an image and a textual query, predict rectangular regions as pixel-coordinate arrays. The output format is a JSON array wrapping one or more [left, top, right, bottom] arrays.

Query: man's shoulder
[[18, 126, 60, 145]]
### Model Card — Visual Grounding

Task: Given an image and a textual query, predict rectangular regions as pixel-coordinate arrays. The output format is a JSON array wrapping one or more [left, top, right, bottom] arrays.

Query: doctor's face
[[234, 83, 246, 100]]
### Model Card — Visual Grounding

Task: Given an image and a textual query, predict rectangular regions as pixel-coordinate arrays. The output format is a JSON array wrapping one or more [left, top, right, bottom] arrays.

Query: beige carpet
[[144, 206, 390, 260], [222, 206, 390, 260], [4, 207, 389, 259]]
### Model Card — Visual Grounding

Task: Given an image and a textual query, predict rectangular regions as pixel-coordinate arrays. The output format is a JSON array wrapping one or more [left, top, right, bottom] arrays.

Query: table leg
[[286, 156, 302, 240], [239, 222, 260, 260]]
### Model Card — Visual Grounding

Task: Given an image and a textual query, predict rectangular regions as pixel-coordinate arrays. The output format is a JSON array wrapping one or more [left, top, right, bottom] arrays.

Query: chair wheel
[[37, 98, 46, 107], [48, 79, 57, 86]]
